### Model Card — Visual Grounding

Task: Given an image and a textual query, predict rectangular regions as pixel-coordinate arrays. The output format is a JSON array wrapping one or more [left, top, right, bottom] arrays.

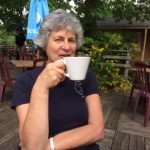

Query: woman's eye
[[69, 39, 76, 43], [55, 39, 61, 41], [55, 38, 62, 43]]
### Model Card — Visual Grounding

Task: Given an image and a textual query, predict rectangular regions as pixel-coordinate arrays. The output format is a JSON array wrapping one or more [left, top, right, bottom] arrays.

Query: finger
[[54, 66, 65, 77], [60, 75, 65, 82], [45, 63, 65, 84], [55, 60, 65, 70], [54, 72, 65, 85]]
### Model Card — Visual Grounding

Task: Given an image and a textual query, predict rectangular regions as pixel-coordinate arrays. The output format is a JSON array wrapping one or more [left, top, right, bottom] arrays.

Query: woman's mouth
[[59, 54, 71, 58]]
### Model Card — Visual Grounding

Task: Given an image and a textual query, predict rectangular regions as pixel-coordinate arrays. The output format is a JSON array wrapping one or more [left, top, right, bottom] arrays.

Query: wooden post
[[124, 51, 131, 79], [141, 28, 148, 61]]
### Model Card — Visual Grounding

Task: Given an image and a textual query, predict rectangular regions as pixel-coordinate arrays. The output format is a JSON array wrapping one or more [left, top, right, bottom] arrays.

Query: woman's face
[[46, 28, 77, 62]]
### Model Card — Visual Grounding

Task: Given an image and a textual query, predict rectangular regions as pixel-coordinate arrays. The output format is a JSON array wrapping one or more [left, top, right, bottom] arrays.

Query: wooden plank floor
[[0, 62, 150, 150], [0, 89, 19, 150], [97, 93, 150, 150]]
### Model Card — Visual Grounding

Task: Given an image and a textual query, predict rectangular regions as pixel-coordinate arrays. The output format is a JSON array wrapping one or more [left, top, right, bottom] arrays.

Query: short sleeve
[[11, 73, 34, 109], [82, 70, 100, 97], [11, 67, 44, 109]]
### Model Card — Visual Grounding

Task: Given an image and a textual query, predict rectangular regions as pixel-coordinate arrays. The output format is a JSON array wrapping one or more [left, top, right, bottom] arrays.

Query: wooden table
[[10, 60, 43, 68], [130, 66, 150, 73]]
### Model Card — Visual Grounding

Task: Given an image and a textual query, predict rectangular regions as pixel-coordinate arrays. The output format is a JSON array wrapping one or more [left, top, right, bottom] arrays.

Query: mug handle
[[55, 59, 69, 77]]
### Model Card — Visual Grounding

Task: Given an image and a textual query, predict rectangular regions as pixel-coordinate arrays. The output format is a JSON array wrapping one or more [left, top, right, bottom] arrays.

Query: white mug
[[62, 56, 91, 81], [56, 57, 90, 80]]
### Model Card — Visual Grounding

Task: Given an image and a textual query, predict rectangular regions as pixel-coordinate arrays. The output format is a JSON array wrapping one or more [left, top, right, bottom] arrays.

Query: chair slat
[[132, 61, 150, 127]]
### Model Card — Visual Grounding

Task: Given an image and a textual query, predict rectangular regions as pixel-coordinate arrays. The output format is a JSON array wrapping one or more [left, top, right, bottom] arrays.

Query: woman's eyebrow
[[53, 35, 63, 39]]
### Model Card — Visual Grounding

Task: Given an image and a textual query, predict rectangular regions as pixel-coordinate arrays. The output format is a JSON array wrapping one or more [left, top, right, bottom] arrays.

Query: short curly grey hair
[[34, 9, 83, 50]]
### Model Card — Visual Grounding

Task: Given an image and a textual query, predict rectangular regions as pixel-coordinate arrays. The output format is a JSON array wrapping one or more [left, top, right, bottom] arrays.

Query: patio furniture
[[132, 61, 150, 127], [33, 58, 47, 68], [0, 56, 15, 102], [20, 50, 31, 60], [128, 61, 144, 106], [10, 60, 44, 68], [0, 81, 5, 102], [1, 57, 15, 85], [9, 49, 20, 60]]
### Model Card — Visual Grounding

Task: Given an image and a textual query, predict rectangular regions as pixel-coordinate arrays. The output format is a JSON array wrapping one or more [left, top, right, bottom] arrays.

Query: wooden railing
[[103, 50, 131, 79], [0, 44, 16, 52]]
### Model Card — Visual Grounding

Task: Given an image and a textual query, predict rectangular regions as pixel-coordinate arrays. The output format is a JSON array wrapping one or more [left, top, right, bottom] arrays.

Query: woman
[[11, 9, 104, 150]]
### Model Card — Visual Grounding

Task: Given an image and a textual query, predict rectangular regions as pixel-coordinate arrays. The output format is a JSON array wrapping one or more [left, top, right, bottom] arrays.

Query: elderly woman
[[11, 9, 104, 150]]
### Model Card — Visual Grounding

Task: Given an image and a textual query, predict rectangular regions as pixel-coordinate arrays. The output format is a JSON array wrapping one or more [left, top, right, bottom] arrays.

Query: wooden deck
[[97, 93, 150, 150], [0, 62, 150, 150]]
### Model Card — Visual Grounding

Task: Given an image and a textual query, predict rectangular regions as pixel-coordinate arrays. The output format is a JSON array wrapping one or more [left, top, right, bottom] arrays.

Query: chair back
[[20, 51, 30, 60], [0, 56, 3, 80], [0, 81, 5, 102], [33, 59, 47, 68], [134, 61, 149, 97], [1, 56, 14, 85], [130, 60, 139, 85]]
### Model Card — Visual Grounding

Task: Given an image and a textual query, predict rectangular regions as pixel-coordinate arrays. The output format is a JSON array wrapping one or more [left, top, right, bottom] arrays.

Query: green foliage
[[73, 0, 150, 36], [79, 31, 137, 92], [0, 28, 15, 44], [48, 0, 72, 12], [1, 0, 150, 37], [111, 0, 150, 22], [0, 0, 29, 32]]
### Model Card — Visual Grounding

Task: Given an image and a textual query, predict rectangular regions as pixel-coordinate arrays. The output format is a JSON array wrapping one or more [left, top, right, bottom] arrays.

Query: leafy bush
[[0, 28, 15, 45], [79, 31, 137, 92]]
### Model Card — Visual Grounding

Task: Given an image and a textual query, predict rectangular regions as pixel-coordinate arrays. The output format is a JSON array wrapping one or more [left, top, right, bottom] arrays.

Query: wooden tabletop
[[10, 60, 43, 68], [130, 67, 150, 73]]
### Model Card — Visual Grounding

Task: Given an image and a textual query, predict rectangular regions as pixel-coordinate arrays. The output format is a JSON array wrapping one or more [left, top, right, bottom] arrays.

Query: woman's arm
[[16, 78, 50, 150], [48, 94, 104, 150], [17, 94, 104, 150], [22, 82, 49, 150], [16, 62, 65, 150], [17, 92, 104, 150], [16, 104, 29, 150]]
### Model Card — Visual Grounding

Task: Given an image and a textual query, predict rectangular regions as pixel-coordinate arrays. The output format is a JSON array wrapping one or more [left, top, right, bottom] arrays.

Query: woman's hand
[[36, 61, 66, 89]]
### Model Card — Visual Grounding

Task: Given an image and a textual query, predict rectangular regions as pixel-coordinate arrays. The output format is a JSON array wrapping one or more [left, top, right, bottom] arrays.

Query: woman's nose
[[62, 41, 70, 51]]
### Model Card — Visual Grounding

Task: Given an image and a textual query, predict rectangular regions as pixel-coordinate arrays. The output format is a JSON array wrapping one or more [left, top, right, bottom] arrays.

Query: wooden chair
[[33, 58, 47, 68], [128, 61, 144, 106], [0, 81, 5, 102], [132, 61, 150, 127], [8, 46, 20, 60], [20, 50, 31, 60], [0, 56, 15, 102], [1, 57, 15, 85]]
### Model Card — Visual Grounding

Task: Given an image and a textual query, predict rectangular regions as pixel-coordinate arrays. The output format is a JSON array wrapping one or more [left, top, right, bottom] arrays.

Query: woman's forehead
[[51, 28, 76, 37], [53, 26, 74, 32]]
